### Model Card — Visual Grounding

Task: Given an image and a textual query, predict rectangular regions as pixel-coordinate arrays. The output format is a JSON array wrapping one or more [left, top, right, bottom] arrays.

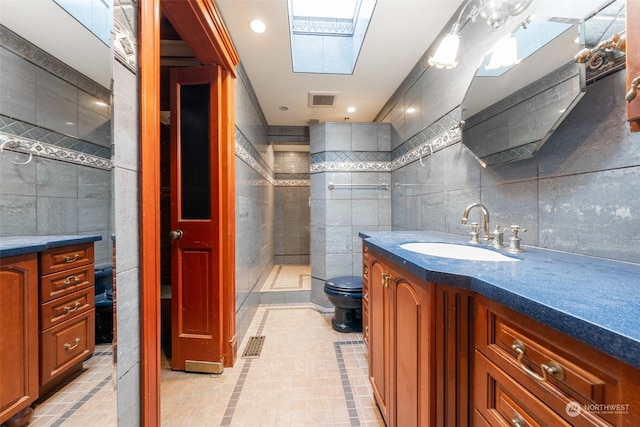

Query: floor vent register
[[242, 336, 266, 358]]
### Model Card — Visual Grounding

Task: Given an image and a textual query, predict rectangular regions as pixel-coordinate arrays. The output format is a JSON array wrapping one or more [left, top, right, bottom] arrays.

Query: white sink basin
[[400, 242, 519, 262]]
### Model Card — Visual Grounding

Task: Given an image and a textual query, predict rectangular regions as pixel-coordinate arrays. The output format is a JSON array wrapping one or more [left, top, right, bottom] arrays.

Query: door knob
[[169, 230, 183, 240]]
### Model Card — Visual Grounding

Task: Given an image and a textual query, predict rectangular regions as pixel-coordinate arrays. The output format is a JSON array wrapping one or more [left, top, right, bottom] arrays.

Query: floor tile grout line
[[335, 340, 366, 427], [268, 265, 283, 290], [220, 305, 365, 426], [220, 307, 272, 426], [50, 373, 113, 427]]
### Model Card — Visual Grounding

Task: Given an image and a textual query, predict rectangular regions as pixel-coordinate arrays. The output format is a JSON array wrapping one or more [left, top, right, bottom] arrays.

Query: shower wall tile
[[0, 194, 37, 236], [310, 122, 393, 306], [390, 69, 640, 264], [36, 158, 78, 198], [0, 154, 37, 196], [0, 50, 37, 123], [113, 167, 139, 273], [36, 196, 78, 234], [78, 198, 110, 232], [325, 122, 352, 151], [352, 123, 378, 151]]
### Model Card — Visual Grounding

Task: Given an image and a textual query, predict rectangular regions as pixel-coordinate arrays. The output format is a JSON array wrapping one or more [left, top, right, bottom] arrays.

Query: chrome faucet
[[461, 203, 490, 242]]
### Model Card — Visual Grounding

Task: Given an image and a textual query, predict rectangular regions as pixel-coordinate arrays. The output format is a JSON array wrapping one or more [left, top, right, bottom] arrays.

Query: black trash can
[[94, 264, 113, 344]]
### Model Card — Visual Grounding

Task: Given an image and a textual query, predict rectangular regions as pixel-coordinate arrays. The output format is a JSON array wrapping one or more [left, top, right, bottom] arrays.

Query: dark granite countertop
[[0, 234, 102, 258], [360, 230, 640, 370]]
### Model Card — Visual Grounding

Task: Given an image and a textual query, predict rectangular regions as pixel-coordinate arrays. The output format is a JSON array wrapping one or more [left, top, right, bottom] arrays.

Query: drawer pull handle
[[511, 413, 525, 427], [64, 254, 80, 263], [64, 301, 81, 314], [63, 275, 81, 286], [512, 339, 565, 382], [64, 337, 81, 351]]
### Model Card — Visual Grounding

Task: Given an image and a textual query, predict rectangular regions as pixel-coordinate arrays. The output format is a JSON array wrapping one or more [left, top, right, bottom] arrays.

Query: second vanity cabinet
[[39, 243, 96, 395], [364, 246, 473, 427]]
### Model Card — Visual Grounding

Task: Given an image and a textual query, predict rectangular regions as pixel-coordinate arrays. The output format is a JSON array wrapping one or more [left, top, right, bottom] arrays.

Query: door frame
[[138, 1, 239, 424]]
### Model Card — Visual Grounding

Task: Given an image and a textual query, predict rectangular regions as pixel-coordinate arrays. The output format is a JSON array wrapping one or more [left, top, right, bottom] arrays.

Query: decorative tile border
[[274, 173, 310, 180], [235, 138, 275, 185], [310, 109, 461, 173], [311, 160, 391, 173], [390, 126, 460, 170], [0, 115, 112, 158], [113, 18, 137, 72], [390, 108, 461, 159], [274, 179, 310, 187], [236, 128, 310, 187], [0, 25, 111, 102], [0, 132, 113, 170]]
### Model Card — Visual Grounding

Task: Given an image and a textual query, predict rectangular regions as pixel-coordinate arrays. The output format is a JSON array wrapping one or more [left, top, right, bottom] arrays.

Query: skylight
[[288, 0, 376, 74]]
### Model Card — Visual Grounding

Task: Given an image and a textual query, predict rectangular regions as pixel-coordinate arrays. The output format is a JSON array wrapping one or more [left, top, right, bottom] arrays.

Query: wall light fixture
[[428, 0, 533, 70]]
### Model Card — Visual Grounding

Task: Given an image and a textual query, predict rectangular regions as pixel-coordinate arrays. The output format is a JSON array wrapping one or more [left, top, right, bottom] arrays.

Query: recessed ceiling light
[[406, 108, 416, 113], [347, 107, 356, 113], [279, 105, 289, 111], [250, 19, 266, 33]]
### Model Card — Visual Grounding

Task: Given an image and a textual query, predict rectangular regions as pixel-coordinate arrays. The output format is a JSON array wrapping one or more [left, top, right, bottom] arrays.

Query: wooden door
[[170, 65, 224, 372]]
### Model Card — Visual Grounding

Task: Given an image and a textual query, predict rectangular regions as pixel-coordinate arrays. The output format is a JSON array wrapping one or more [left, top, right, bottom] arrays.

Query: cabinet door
[[627, 0, 640, 130], [0, 254, 38, 424], [391, 268, 433, 427], [368, 257, 391, 424]]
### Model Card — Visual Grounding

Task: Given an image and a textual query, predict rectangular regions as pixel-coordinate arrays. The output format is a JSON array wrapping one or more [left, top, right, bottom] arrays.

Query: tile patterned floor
[[29, 265, 383, 426], [30, 345, 116, 427], [161, 304, 384, 427], [260, 265, 311, 292]]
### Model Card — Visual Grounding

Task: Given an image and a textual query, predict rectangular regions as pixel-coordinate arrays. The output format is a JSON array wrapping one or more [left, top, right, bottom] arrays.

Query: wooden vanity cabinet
[[0, 254, 39, 425], [38, 243, 95, 396], [364, 246, 473, 427], [474, 296, 640, 426]]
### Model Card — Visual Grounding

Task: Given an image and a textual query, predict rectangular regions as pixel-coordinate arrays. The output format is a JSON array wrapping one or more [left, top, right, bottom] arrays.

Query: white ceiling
[[216, 0, 464, 127]]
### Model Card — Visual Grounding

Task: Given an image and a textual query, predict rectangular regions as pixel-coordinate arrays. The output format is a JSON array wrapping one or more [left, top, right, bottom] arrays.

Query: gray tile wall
[[274, 151, 310, 264], [112, 59, 140, 424], [310, 122, 391, 307], [0, 39, 113, 265], [0, 41, 111, 148], [388, 68, 640, 264], [234, 65, 274, 341]]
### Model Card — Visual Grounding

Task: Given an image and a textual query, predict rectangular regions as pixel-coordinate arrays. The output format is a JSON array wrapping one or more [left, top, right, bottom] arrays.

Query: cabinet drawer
[[40, 288, 94, 330], [476, 301, 622, 426], [40, 309, 95, 386], [40, 264, 94, 303], [40, 243, 93, 275], [475, 351, 574, 427]]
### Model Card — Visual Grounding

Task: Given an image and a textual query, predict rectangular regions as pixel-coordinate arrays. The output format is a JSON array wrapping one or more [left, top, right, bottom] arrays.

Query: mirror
[[461, 0, 621, 167]]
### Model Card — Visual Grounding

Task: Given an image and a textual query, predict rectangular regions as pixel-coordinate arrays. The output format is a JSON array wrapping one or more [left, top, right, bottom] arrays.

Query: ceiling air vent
[[308, 91, 339, 108]]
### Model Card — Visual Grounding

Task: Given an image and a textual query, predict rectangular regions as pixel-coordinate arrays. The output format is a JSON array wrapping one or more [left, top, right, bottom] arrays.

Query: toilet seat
[[324, 276, 362, 293]]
